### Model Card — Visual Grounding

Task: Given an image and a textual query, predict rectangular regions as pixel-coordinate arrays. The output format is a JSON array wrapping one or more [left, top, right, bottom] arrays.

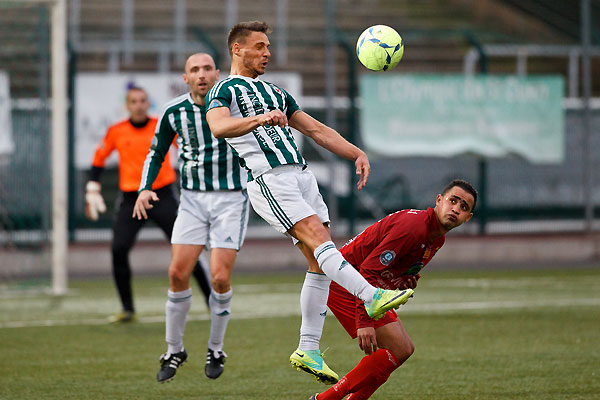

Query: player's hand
[[354, 152, 370, 191], [84, 181, 106, 221], [398, 273, 421, 290], [258, 110, 288, 128], [132, 190, 159, 220], [357, 327, 378, 355]]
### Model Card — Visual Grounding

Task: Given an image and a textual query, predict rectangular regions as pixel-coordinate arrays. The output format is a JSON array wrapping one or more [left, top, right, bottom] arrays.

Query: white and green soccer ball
[[356, 25, 404, 71]]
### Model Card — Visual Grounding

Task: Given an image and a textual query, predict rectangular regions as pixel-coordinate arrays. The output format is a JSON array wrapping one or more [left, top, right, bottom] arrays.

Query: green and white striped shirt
[[206, 75, 305, 180], [140, 93, 244, 192]]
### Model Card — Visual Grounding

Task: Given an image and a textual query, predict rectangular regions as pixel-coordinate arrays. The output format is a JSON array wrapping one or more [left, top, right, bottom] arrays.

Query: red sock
[[317, 349, 399, 400]]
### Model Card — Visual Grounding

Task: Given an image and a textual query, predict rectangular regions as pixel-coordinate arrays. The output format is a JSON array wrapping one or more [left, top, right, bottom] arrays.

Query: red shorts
[[327, 281, 398, 339]]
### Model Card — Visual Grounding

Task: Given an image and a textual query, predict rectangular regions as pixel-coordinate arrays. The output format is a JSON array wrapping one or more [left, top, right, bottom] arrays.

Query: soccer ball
[[356, 25, 404, 71]]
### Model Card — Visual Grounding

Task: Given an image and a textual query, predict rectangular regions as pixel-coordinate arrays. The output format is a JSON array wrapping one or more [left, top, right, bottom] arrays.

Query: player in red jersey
[[309, 179, 477, 400]]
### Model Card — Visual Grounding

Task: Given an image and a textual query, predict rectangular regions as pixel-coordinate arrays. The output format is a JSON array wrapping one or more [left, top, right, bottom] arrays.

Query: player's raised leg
[[291, 215, 413, 318], [157, 244, 202, 383]]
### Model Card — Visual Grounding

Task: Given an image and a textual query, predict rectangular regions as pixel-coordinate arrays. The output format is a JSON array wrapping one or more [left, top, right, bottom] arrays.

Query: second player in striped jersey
[[134, 53, 249, 382], [139, 92, 243, 192], [206, 21, 414, 384]]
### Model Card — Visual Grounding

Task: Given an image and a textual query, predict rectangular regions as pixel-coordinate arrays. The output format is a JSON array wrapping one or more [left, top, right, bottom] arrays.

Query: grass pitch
[[1, 268, 599, 399]]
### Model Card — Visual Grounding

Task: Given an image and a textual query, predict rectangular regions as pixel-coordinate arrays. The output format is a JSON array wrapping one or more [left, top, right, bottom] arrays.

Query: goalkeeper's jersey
[[140, 93, 245, 192], [206, 75, 305, 180], [92, 117, 176, 192]]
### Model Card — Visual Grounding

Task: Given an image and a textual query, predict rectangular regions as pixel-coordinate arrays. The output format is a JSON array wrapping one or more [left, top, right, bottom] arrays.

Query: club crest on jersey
[[379, 250, 396, 266], [208, 99, 223, 110], [272, 86, 282, 96]]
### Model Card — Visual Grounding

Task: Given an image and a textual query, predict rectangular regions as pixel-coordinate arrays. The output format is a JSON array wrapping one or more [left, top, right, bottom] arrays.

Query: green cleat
[[290, 349, 339, 385], [365, 288, 414, 320]]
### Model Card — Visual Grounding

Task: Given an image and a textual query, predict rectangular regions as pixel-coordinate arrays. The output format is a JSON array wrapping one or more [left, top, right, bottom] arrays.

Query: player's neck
[[430, 213, 449, 242], [129, 116, 149, 128], [230, 62, 258, 79], [190, 92, 206, 106], [428, 228, 446, 243]]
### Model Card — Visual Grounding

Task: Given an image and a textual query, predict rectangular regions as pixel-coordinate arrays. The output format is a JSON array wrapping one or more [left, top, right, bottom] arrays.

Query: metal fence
[[0, 2, 52, 283]]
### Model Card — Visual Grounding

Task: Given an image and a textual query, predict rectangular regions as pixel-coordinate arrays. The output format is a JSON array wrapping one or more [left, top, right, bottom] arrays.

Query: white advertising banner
[[75, 72, 302, 169]]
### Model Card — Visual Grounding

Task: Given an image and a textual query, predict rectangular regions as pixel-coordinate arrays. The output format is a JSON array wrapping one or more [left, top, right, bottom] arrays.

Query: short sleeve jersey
[[338, 208, 446, 327], [206, 75, 305, 180], [140, 93, 245, 192], [92, 117, 176, 192]]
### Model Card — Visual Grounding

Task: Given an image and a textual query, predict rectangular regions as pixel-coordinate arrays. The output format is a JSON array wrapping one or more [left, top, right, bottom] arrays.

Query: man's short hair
[[227, 21, 271, 56], [126, 83, 145, 92], [442, 179, 478, 211]]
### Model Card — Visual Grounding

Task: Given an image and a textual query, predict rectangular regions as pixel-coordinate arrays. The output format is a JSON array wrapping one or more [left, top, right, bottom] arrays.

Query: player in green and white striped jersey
[[139, 89, 244, 192], [206, 22, 414, 385], [134, 53, 249, 383], [206, 73, 304, 180]]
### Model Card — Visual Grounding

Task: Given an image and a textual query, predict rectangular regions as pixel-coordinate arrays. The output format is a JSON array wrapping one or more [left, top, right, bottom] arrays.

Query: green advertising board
[[360, 74, 565, 163]]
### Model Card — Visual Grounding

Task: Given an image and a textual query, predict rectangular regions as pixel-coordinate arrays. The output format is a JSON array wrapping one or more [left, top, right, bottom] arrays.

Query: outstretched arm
[[289, 110, 370, 190], [206, 107, 289, 139]]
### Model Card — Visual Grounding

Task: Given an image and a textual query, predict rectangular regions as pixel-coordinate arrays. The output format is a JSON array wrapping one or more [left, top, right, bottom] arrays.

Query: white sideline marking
[[1, 297, 599, 329]]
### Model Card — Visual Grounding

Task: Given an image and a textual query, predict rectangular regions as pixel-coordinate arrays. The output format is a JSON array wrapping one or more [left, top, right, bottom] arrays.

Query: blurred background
[[0, 0, 599, 292]]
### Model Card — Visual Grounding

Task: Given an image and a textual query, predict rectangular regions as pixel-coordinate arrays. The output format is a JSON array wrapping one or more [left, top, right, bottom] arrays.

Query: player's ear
[[216, 69, 220, 81], [465, 212, 473, 223], [436, 194, 442, 205], [232, 42, 241, 56]]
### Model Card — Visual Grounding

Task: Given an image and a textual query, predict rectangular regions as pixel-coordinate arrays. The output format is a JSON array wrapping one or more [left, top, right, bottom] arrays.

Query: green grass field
[[1, 268, 599, 399]]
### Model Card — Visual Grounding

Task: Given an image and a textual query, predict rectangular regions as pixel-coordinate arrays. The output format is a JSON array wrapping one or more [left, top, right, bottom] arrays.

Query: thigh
[[247, 167, 317, 235], [148, 185, 178, 238], [300, 169, 330, 226], [328, 282, 399, 339], [327, 281, 362, 338], [170, 244, 204, 275], [376, 319, 414, 362], [209, 248, 238, 276], [207, 190, 250, 250], [112, 192, 144, 249], [171, 189, 209, 246]]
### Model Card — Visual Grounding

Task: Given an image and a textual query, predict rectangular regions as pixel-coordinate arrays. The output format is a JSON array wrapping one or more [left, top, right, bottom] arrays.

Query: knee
[[295, 219, 330, 250], [391, 340, 415, 363], [111, 242, 131, 258], [306, 222, 330, 245], [211, 272, 231, 293], [168, 263, 191, 288]]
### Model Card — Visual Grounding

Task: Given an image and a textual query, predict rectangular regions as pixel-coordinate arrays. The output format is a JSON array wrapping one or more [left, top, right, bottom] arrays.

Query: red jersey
[[91, 118, 176, 192], [329, 208, 445, 332]]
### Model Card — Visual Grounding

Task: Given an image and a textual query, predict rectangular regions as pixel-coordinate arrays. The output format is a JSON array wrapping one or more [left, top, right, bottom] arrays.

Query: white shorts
[[247, 164, 330, 238], [171, 189, 249, 250]]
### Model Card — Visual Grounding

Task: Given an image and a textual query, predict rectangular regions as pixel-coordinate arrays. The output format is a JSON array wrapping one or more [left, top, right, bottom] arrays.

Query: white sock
[[208, 288, 232, 352], [165, 288, 192, 354], [314, 241, 377, 303], [298, 272, 331, 351]]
